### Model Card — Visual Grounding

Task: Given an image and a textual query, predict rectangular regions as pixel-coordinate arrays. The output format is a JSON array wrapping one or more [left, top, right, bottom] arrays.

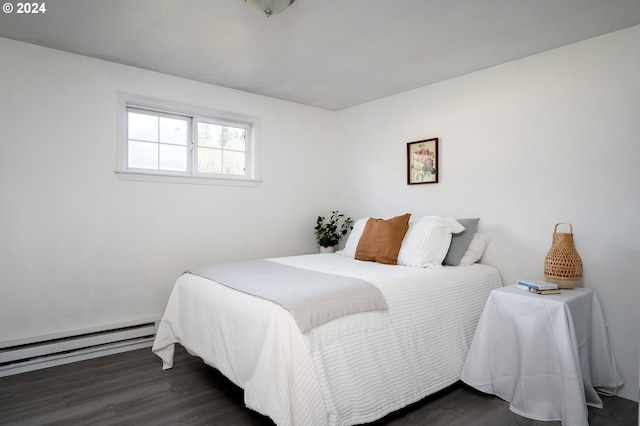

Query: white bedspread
[[152, 254, 502, 425]]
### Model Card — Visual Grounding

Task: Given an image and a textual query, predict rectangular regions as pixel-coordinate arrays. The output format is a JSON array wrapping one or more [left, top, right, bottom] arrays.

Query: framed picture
[[407, 138, 438, 184]]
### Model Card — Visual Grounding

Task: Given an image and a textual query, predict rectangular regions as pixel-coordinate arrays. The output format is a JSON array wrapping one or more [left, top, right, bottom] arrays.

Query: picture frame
[[407, 138, 438, 184]]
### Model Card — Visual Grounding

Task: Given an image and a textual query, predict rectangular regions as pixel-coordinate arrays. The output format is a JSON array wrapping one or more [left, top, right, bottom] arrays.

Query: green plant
[[315, 210, 354, 247]]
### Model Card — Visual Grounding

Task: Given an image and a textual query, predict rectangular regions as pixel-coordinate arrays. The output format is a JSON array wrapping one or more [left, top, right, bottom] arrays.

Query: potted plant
[[315, 210, 354, 253]]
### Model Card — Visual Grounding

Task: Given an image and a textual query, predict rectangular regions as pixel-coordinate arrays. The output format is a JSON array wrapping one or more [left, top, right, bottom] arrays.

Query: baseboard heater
[[0, 319, 159, 377]]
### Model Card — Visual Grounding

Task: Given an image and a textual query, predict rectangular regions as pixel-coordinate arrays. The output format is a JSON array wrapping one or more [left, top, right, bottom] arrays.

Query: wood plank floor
[[0, 345, 637, 425]]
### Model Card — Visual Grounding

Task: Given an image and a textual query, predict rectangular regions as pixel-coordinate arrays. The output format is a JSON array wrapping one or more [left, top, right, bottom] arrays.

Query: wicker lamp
[[544, 223, 583, 288]]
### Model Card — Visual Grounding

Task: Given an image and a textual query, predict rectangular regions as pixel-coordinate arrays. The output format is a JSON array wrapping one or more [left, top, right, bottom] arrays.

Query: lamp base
[[545, 275, 582, 289]]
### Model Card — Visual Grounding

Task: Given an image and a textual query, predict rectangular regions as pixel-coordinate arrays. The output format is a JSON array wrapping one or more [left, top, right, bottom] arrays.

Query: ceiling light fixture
[[245, 0, 295, 17]]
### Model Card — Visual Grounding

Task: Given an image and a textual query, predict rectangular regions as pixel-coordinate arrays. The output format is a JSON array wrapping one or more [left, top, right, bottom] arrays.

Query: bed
[[152, 215, 502, 425]]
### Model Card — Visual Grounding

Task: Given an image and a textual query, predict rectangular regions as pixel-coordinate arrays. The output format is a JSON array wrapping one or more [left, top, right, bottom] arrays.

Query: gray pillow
[[443, 218, 480, 266]]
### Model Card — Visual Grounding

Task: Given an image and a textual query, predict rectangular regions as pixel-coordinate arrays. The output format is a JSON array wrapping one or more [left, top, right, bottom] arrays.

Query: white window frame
[[116, 93, 261, 187]]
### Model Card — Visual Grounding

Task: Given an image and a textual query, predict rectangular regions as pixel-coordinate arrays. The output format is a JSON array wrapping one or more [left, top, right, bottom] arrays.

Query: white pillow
[[339, 217, 370, 258], [397, 216, 465, 268], [458, 233, 491, 266]]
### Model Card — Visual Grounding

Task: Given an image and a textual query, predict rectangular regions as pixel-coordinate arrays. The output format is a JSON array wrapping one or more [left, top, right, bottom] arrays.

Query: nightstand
[[461, 286, 622, 425]]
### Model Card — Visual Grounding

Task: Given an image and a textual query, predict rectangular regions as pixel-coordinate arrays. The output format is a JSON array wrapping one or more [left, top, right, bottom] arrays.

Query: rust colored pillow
[[355, 214, 411, 265]]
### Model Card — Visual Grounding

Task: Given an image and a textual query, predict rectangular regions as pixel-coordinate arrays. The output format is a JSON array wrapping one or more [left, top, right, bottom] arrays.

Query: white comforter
[[152, 254, 502, 425]]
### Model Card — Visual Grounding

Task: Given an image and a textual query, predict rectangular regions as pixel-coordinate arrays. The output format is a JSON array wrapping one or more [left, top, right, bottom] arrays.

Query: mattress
[[152, 253, 502, 425]]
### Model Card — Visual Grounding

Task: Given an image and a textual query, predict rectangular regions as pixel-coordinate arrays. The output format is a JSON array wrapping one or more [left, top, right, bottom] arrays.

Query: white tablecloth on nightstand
[[461, 286, 623, 426]]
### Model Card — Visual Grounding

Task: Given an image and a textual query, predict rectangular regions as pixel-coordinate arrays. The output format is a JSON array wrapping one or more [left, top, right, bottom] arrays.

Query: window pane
[[197, 123, 222, 148], [159, 117, 188, 145], [223, 127, 246, 151], [129, 140, 158, 169], [122, 99, 254, 182], [223, 150, 245, 175], [160, 144, 187, 171], [128, 112, 158, 142], [197, 147, 222, 174]]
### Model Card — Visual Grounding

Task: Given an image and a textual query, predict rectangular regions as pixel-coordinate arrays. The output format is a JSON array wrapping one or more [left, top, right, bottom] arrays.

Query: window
[[117, 94, 260, 186]]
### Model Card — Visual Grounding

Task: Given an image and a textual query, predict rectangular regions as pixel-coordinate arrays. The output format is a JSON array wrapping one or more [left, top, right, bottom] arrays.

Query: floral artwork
[[407, 138, 438, 184]]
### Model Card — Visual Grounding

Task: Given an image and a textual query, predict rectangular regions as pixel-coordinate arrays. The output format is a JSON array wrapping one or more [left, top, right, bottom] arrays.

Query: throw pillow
[[397, 216, 465, 268], [443, 218, 480, 266], [340, 217, 370, 258], [458, 233, 491, 266], [355, 214, 411, 265]]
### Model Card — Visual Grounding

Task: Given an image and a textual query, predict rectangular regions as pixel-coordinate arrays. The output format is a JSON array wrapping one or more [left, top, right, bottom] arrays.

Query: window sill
[[115, 170, 262, 187]]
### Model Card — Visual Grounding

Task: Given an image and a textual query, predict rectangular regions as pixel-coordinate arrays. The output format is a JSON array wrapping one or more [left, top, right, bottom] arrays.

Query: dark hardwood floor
[[1, 345, 637, 426]]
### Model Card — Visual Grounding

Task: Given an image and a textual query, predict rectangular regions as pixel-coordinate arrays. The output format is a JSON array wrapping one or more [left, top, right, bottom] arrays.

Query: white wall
[[335, 25, 640, 401], [0, 38, 338, 343]]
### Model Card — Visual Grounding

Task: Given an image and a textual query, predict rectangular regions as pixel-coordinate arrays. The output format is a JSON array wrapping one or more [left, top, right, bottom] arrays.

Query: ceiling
[[2, 0, 640, 110]]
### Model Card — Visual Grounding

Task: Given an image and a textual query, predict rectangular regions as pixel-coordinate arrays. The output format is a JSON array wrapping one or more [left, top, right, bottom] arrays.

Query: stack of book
[[515, 280, 561, 295]]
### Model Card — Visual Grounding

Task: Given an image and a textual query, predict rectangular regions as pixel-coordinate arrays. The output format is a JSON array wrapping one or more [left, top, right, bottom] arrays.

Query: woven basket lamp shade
[[544, 223, 583, 288]]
